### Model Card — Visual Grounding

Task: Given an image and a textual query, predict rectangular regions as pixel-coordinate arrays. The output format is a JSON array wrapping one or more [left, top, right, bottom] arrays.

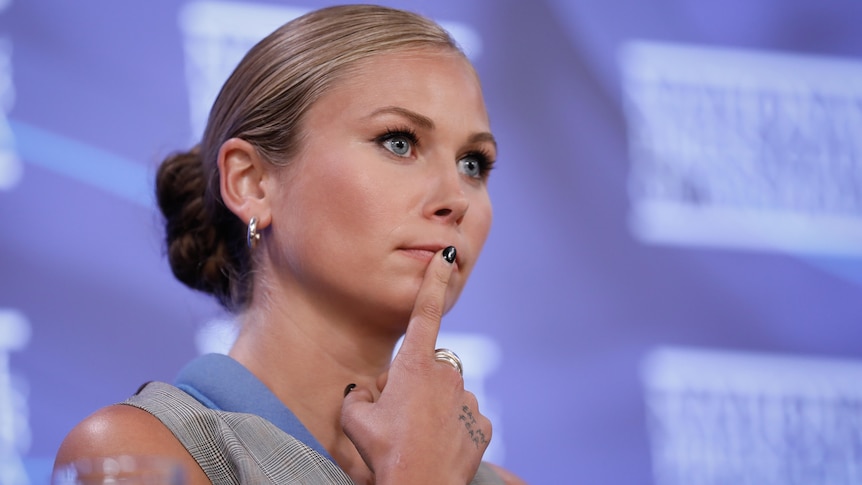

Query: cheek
[[470, 197, 493, 249], [294, 154, 407, 243], [445, 198, 492, 309], [327, 171, 400, 231]]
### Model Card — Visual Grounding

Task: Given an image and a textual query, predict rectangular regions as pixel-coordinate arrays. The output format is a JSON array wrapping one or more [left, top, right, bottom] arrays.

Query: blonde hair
[[156, 5, 463, 311]]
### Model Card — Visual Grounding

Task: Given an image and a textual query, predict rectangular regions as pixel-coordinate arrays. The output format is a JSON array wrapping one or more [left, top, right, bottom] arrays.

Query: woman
[[55, 5, 524, 484]]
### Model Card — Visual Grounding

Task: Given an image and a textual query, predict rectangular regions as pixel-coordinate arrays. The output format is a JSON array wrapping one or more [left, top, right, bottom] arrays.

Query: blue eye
[[383, 136, 411, 156], [458, 152, 493, 179], [377, 129, 418, 157], [458, 157, 481, 178]]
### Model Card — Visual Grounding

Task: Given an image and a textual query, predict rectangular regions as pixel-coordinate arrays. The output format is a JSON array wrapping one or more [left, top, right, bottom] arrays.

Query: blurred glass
[[51, 455, 186, 485]]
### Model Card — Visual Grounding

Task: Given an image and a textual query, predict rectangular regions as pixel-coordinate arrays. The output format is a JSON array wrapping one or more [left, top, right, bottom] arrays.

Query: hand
[[341, 247, 491, 485]]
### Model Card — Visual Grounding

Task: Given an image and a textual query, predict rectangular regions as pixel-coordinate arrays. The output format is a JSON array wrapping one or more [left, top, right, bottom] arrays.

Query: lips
[[398, 245, 462, 268]]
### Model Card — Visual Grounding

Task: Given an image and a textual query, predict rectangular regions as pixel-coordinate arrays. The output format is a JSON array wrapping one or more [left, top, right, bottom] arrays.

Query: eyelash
[[376, 126, 420, 152], [374, 126, 496, 180], [463, 148, 495, 179]]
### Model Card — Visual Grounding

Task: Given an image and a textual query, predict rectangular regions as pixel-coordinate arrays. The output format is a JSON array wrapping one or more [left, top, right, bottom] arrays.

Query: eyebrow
[[468, 132, 498, 152], [368, 106, 435, 130], [367, 106, 497, 151]]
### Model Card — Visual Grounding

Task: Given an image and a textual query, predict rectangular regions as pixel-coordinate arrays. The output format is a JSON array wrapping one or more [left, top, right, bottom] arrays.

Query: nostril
[[434, 208, 452, 217]]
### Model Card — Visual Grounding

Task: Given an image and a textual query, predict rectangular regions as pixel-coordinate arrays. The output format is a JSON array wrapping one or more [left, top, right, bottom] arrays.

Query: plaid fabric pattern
[[124, 381, 504, 484], [125, 381, 354, 484]]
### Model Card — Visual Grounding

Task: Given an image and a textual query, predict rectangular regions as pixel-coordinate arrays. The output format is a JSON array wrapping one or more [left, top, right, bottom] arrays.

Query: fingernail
[[442, 246, 456, 264], [344, 383, 356, 397]]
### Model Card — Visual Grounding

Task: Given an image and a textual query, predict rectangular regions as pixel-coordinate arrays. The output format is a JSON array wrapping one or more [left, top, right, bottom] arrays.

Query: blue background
[[2, 1, 862, 483]]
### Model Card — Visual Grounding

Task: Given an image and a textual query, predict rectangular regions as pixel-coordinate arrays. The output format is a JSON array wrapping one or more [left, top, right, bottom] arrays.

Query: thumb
[[376, 370, 389, 393], [341, 383, 374, 435], [340, 383, 378, 471]]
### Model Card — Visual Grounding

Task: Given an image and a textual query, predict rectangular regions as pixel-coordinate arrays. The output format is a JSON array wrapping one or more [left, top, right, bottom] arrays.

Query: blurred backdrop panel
[[1, 1, 861, 484]]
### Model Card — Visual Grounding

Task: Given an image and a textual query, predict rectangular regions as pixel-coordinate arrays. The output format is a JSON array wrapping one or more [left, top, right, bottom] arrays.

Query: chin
[[360, 274, 466, 323]]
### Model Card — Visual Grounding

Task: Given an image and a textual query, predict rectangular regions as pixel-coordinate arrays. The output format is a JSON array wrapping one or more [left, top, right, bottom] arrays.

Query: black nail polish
[[344, 383, 356, 397], [442, 246, 457, 264]]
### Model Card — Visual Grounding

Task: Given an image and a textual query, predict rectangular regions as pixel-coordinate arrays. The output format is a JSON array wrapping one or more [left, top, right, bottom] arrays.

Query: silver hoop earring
[[247, 216, 261, 249]]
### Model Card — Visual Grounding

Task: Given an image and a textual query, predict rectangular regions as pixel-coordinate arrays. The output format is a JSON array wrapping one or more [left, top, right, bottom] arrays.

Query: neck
[[228, 289, 404, 483]]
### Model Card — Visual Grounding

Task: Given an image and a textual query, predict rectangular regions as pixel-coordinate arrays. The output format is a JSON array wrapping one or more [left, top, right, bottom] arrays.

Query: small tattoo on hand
[[459, 405, 488, 448]]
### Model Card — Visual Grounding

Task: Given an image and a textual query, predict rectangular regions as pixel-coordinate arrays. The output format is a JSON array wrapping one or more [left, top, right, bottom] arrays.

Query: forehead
[[312, 48, 489, 124], [341, 47, 477, 82]]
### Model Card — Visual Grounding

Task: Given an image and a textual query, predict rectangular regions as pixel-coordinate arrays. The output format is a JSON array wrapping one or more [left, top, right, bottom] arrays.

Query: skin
[[54, 48, 527, 484]]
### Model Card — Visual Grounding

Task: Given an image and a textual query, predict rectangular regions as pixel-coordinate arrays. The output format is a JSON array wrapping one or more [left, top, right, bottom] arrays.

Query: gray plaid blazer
[[124, 382, 504, 484]]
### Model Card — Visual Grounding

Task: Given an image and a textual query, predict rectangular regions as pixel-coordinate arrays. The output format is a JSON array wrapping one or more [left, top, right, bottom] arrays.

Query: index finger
[[397, 246, 457, 358]]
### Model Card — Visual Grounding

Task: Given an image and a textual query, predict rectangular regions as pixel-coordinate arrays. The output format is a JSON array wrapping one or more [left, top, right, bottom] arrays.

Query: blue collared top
[[174, 353, 334, 462]]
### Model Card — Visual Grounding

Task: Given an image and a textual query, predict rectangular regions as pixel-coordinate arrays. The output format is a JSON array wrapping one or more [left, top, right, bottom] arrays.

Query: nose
[[424, 165, 469, 225]]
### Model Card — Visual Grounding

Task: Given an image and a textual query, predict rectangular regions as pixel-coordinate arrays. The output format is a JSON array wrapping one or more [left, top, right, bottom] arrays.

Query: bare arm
[[54, 404, 210, 485]]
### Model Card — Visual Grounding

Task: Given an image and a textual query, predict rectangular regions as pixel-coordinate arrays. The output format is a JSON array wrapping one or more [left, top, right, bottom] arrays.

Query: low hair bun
[[155, 147, 249, 310]]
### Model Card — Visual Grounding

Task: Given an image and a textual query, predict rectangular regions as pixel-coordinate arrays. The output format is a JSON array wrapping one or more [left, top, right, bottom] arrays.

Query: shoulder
[[54, 404, 209, 484], [55, 404, 174, 460], [486, 462, 529, 485]]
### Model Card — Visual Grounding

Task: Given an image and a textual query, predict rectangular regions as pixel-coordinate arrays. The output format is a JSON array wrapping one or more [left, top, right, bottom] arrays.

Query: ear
[[218, 138, 273, 229]]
